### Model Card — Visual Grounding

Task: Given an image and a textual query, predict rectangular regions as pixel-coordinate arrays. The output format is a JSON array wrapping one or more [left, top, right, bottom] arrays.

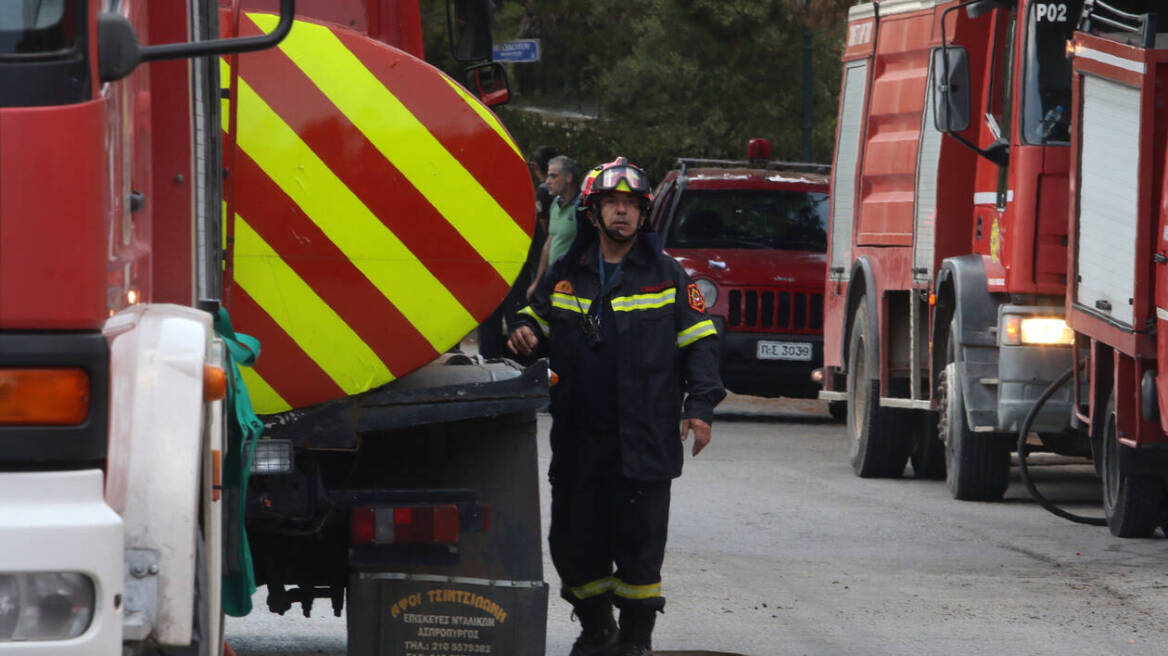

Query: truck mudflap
[[0, 470, 122, 654], [959, 342, 1077, 434], [347, 572, 548, 656]]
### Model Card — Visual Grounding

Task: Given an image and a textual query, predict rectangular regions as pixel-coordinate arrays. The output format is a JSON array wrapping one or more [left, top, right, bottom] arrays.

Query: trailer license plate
[[756, 341, 812, 361]]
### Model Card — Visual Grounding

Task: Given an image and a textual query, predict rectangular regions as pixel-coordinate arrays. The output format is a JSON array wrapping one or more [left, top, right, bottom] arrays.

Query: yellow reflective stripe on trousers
[[569, 576, 614, 600], [249, 13, 528, 280], [233, 217, 393, 394], [612, 578, 661, 600], [518, 306, 549, 337], [611, 288, 676, 312], [551, 292, 591, 314], [677, 319, 717, 347], [223, 60, 474, 351]]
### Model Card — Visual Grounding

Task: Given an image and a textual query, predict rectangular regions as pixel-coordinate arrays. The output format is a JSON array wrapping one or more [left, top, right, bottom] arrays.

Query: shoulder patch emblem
[[554, 280, 575, 295], [687, 283, 706, 312]]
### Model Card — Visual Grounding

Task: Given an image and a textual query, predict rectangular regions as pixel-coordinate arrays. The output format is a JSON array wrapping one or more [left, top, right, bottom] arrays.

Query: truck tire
[[1101, 392, 1164, 538], [910, 411, 946, 480], [846, 302, 909, 478], [939, 361, 1009, 501]]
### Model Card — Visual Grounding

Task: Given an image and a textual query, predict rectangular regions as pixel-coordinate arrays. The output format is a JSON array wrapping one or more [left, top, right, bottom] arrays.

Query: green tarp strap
[[214, 307, 264, 617]]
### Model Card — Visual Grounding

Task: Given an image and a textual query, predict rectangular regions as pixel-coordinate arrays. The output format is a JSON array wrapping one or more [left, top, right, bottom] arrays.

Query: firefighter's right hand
[[508, 325, 540, 357]]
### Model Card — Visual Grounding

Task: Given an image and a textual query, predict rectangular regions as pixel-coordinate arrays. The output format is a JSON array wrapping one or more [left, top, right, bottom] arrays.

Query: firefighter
[[508, 157, 725, 656]]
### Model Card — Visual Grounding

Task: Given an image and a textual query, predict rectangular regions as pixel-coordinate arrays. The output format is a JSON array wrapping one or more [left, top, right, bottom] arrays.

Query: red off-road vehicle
[[650, 143, 839, 416]]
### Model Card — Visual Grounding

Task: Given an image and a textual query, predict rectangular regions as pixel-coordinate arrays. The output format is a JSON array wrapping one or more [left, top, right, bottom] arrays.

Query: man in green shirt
[[527, 155, 580, 299]]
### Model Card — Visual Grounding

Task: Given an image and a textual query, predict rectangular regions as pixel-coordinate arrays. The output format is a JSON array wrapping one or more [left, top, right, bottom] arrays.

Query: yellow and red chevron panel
[[221, 12, 533, 414]]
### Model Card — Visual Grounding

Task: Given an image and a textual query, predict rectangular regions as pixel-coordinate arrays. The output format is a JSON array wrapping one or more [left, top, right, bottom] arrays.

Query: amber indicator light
[[0, 368, 90, 425]]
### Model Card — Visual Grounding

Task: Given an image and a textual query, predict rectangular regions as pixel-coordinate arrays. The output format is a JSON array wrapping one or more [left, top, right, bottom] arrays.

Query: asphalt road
[[226, 395, 1168, 655]]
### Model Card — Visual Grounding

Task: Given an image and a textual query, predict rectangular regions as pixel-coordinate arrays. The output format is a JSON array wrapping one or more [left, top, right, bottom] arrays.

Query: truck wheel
[[910, 411, 946, 480], [939, 361, 1009, 501], [1101, 392, 1164, 538], [846, 302, 909, 478], [828, 400, 847, 422]]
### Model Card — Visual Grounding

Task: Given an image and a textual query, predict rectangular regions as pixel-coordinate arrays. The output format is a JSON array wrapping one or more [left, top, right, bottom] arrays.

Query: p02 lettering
[[1035, 3, 1068, 22]]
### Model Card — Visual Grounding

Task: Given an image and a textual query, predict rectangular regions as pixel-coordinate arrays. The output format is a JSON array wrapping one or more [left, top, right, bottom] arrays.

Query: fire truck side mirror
[[97, 0, 294, 83], [97, 13, 141, 83], [447, 0, 495, 63], [932, 46, 971, 134], [464, 62, 511, 108]]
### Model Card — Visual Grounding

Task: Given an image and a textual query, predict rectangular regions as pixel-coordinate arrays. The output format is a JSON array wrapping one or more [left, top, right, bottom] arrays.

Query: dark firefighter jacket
[[515, 235, 726, 481]]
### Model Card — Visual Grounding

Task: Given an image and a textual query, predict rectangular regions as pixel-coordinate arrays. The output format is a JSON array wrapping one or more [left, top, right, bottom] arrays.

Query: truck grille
[[725, 288, 823, 334]]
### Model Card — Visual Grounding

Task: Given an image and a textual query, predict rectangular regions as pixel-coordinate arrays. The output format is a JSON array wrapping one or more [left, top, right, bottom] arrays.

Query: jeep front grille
[[725, 288, 822, 334]]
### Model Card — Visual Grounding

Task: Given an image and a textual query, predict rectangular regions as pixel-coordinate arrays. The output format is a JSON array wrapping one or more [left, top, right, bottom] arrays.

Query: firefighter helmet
[[578, 157, 652, 210]]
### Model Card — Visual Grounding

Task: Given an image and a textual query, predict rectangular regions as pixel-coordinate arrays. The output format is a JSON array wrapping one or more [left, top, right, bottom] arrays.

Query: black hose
[[1016, 360, 1107, 526]]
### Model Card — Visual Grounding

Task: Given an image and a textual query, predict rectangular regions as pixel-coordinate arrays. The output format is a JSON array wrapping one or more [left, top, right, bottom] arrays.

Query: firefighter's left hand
[[681, 418, 711, 456]]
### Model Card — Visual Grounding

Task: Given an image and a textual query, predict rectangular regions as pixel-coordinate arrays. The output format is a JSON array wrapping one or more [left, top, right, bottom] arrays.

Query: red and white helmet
[[578, 156, 652, 209]]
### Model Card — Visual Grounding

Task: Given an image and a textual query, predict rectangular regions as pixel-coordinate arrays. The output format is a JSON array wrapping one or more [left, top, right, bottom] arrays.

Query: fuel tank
[[220, 10, 533, 414]]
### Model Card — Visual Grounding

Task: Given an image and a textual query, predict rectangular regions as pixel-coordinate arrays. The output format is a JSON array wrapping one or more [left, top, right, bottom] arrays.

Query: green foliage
[[421, 0, 850, 184]]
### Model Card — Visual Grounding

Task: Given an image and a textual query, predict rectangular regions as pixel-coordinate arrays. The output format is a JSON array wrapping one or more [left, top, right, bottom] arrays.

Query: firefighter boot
[[618, 605, 656, 655], [568, 595, 619, 656]]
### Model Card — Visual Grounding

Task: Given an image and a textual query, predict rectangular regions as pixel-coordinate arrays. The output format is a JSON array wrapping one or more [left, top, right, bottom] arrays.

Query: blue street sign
[[493, 39, 541, 63]]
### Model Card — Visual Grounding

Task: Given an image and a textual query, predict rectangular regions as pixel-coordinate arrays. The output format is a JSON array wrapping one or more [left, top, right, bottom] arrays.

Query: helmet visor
[[595, 165, 649, 196]]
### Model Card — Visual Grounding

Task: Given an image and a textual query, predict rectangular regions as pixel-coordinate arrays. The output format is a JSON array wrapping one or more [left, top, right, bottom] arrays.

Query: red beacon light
[[747, 138, 771, 166]]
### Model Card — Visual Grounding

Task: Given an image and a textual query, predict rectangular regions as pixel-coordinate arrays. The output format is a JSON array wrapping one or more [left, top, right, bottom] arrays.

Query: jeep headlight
[[694, 278, 718, 308]]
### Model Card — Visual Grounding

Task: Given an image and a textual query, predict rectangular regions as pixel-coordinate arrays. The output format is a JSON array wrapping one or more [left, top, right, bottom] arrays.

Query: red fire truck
[[820, 0, 1089, 500], [0, 1, 296, 653], [822, 0, 1168, 535], [0, 1, 545, 654], [1059, 2, 1167, 537]]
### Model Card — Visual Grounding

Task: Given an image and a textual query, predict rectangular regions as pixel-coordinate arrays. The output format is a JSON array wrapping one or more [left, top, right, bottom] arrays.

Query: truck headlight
[[0, 572, 95, 641], [250, 439, 294, 475], [694, 278, 718, 308], [1001, 316, 1073, 346]]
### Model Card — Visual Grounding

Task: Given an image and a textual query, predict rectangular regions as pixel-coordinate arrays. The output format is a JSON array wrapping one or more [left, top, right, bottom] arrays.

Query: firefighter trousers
[[548, 458, 671, 612]]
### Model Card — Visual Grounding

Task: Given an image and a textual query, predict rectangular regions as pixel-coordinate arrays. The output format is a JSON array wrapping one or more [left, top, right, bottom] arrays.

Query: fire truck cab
[[0, 0, 295, 653]]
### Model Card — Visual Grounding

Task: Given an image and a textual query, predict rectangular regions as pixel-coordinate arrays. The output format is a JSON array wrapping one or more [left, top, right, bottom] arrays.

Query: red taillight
[[351, 505, 461, 545], [351, 507, 376, 544], [393, 505, 459, 544]]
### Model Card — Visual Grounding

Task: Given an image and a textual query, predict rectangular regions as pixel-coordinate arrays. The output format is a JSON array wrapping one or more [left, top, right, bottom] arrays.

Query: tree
[[421, 0, 852, 181]]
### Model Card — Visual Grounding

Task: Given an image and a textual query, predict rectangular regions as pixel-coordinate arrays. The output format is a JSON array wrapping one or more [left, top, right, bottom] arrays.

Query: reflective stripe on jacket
[[515, 235, 725, 480]]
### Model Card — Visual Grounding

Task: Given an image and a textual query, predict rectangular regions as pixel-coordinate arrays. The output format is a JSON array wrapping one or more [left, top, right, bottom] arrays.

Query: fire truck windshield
[[1020, 1, 1084, 145], [666, 189, 829, 252], [0, 0, 76, 57]]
